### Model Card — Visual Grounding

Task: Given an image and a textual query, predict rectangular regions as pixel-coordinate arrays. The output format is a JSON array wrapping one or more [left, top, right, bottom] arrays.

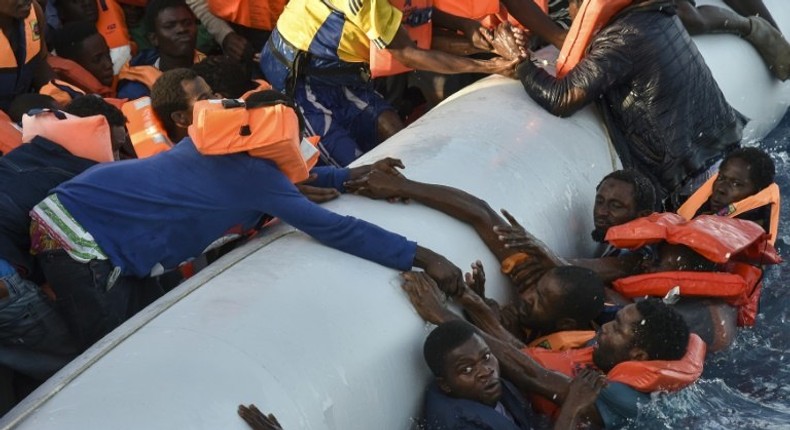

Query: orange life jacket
[[0, 7, 41, 69], [96, 0, 133, 74], [528, 330, 596, 351], [370, 0, 433, 78], [0, 110, 22, 155], [118, 51, 206, 90], [240, 79, 274, 99], [47, 55, 116, 98], [677, 174, 781, 246], [433, 0, 500, 21], [604, 213, 781, 266], [189, 98, 320, 183], [207, 0, 286, 31], [21, 109, 114, 163], [121, 97, 172, 158], [524, 334, 705, 417], [555, 0, 633, 78]]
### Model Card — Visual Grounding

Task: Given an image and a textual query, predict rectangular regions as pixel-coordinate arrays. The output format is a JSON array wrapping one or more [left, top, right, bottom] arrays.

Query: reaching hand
[[555, 369, 607, 429], [296, 174, 341, 203], [490, 23, 528, 61], [401, 271, 455, 324], [484, 56, 521, 79], [370, 157, 406, 177], [344, 169, 409, 201], [469, 25, 495, 52], [238, 404, 283, 430], [420, 251, 466, 297], [464, 260, 486, 299]]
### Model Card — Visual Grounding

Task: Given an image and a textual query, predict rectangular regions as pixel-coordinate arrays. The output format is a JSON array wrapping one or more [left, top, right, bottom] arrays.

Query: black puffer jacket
[[517, 0, 743, 198]]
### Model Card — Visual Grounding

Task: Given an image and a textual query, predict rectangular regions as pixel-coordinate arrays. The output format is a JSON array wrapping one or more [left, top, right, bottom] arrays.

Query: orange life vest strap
[[121, 97, 172, 158], [189, 98, 319, 183], [528, 330, 595, 351], [118, 64, 162, 90], [207, 0, 286, 30], [613, 270, 755, 306], [370, 0, 433, 78], [21, 109, 114, 163], [39, 79, 86, 107], [0, 7, 42, 68], [605, 213, 780, 265], [677, 174, 781, 246], [555, 0, 633, 78], [47, 55, 116, 98], [241, 79, 274, 99], [0, 110, 22, 155]]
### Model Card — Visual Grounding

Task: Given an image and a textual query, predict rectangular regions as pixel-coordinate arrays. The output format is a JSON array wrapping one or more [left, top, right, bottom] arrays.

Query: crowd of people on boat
[[0, 0, 785, 427]]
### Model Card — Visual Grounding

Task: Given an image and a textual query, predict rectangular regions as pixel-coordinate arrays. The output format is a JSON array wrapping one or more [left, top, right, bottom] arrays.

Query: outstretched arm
[[345, 171, 519, 262]]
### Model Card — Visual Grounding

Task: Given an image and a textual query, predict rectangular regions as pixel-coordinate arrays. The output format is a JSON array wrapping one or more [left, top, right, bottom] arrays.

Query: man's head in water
[[504, 266, 606, 333], [709, 147, 775, 213], [592, 170, 656, 242], [424, 320, 502, 407], [593, 298, 689, 372]]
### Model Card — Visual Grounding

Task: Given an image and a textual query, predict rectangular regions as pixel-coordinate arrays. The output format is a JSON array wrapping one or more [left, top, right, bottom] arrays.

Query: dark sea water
[[628, 109, 790, 430]]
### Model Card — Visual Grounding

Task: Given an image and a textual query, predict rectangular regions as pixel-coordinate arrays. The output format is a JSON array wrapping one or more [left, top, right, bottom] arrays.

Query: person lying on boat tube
[[401, 272, 704, 429], [511, 0, 744, 209], [27, 89, 468, 353], [677, 147, 781, 246]]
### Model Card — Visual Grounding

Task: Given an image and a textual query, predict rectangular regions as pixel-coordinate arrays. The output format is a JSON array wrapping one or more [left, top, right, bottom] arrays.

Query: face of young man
[[438, 334, 502, 407], [74, 33, 114, 87], [0, 0, 33, 19], [709, 158, 759, 212], [592, 178, 639, 242], [179, 76, 214, 126], [151, 6, 197, 59], [510, 272, 569, 331], [592, 304, 645, 372]]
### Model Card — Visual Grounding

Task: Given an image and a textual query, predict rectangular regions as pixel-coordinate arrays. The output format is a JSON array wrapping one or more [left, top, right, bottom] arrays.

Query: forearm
[[389, 45, 495, 75], [501, 0, 567, 48], [459, 289, 525, 348], [567, 253, 644, 284], [431, 31, 487, 56], [185, 0, 234, 44], [516, 60, 591, 118], [723, 0, 778, 28]]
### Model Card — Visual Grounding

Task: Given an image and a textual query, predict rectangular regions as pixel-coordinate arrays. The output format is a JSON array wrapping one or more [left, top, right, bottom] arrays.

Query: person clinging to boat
[[402, 272, 704, 429], [513, 0, 744, 209]]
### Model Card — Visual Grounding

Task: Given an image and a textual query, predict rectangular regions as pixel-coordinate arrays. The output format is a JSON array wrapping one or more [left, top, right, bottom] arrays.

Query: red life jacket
[[207, 0, 287, 31], [370, 0, 433, 78], [606, 213, 781, 326], [524, 334, 706, 417], [677, 174, 781, 246]]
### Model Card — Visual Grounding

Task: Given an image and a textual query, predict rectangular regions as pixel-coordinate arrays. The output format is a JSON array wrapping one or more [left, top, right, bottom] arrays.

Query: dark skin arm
[[501, 0, 568, 48], [386, 26, 520, 76], [431, 9, 494, 54], [723, 0, 778, 29], [238, 404, 283, 430], [401, 271, 572, 402], [553, 369, 607, 429]]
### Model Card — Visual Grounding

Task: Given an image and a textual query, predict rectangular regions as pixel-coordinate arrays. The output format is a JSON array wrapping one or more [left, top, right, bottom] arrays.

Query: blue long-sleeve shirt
[[53, 138, 417, 277]]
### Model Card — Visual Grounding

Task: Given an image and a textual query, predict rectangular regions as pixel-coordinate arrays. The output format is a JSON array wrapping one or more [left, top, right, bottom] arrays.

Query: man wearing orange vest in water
[[513, 0, 743, 208], [401, 272, 703, 429], [678, 147, 780, 246]]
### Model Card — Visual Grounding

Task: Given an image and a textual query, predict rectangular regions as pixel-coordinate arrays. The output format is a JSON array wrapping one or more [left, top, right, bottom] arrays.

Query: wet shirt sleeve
[[595, 382, 649, 429]]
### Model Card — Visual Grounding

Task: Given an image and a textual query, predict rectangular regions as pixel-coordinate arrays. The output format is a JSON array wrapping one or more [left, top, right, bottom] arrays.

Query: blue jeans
[[0, 260, 78, 379], [37, 250, 164, 351]]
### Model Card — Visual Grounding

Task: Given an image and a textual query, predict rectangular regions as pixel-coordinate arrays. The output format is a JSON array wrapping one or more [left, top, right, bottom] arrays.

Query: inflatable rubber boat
[[2, 1, 788, 428]]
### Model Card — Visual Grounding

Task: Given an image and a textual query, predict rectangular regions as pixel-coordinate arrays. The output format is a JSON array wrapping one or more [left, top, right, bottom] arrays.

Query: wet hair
[[721, 147, 775, 190], [549, 266, 605, 324], [632, 298, 689, 361], [192, 56, 255, 99], [423, 320, 477, 378], [52, 21, 98, 61], [144, 0, 193, 34], [7, 93, 58, 123], [151, 68, 198, 138], [65, 95, 127, 127], [597, 169, 657, 213]]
